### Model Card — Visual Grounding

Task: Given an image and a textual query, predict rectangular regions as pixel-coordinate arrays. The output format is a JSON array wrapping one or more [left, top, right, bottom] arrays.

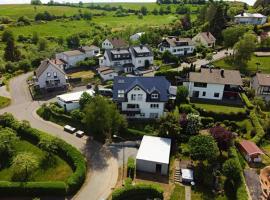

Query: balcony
[[121, 108, 141, 114]]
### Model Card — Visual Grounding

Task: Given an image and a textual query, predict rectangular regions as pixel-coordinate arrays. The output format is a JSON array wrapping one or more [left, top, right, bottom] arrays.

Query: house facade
[[184, 69, 243, 101], [55, 45, 100, 69], [234, 13, 267, 25], [192, 32, 216, 48], [159, 36, 195, 56], [34, 59, 67, 90], [251, 73, 270, 100], [113, 76, 171, 118], [99, 45, 154, 73], [102, 38, 128, 49]]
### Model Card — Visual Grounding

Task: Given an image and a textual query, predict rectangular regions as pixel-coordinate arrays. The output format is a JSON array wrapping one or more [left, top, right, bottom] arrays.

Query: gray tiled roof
[[35, 59, 66, 78]]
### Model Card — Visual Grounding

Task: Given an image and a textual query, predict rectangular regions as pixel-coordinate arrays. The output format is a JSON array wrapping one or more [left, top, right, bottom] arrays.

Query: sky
[[0, 0, 256, 6]]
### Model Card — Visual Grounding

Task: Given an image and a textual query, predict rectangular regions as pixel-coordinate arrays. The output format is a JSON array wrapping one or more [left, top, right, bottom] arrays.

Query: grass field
[[0, 140, 72, 181], [213, 55, 270, 74], [193, 103, 245, 114]]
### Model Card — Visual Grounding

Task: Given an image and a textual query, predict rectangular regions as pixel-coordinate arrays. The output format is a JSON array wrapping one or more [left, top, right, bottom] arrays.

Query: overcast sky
[[0, 0, 256, 6]]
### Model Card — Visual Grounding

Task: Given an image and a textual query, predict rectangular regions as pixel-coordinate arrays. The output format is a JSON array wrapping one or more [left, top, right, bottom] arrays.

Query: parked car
[[64, 125, 76, 133], [86, 83, 92, 89], [75, 130, 84, 138], [99, 88, 113, 97]]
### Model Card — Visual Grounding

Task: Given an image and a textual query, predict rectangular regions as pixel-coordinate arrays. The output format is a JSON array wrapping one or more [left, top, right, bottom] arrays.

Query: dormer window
[[151, 93, 159, 99], [118, 90, 124, 98]]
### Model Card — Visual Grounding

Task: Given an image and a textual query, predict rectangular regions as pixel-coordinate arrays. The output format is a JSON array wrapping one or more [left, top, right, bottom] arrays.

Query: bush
[[127, 157, 135, 179], [250, 110, 265, 144], [178, 104, 198, 114], [112, 183, 163, 200], [201, 117, 214, 128], [0, 113, 87, 196], [240, 93, 254, 109]]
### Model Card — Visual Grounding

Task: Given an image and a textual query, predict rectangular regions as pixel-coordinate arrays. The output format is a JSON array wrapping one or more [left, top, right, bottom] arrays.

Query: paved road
[[0, 72, 119, 200]]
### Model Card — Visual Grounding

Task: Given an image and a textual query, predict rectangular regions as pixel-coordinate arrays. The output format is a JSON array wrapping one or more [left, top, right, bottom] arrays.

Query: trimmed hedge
[[250, 110, 265, 145], [127, 157, 135, 179], [240, 93, 254, 109], [112, 183, 164, 200], [0, 113, 87, 196]]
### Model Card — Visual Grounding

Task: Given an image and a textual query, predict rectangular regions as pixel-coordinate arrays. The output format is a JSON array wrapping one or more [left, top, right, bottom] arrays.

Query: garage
[[136, 135, 171, 175]]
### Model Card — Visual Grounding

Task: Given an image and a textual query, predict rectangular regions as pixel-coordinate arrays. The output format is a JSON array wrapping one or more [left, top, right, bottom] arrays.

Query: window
[[118, 90, 124, 98], [214, 93, 220, 98], [202, 91, 206, 96], [151, 93, 159, 99], [53, 72, 57, 78], [131, 94, 136, 100], [150, 104, 159, 109], [194, 82, 207, 88], [47, 72, 51, 77], [138, 60, 141, 64], [127, 104, 139, 109], [140, 113, 145, 117], [137, 94, 143, 101], [134, 87, 140, 91]]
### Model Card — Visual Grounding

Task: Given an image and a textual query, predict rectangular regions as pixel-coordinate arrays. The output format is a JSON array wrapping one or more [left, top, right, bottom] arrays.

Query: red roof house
[[239, 140, 264, 163]]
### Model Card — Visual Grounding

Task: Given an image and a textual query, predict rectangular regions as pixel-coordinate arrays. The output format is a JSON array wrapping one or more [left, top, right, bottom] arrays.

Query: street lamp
[[113, 134, 125, 186]]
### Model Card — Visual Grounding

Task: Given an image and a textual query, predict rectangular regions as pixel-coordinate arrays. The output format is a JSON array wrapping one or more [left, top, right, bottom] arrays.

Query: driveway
[[0, 73, 119, 200], [244, 168, 262, 200]]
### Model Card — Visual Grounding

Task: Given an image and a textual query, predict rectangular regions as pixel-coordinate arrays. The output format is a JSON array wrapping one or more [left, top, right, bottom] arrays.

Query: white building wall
[[102, 39, 113, 49], [131, 56, 154, 69], [159, 45, 194, 56], [187, 82, 225, 100], [235, 17, 267, 25], [56, 53, 86, 68], [36, 64, 67, 89], [57, 98, 80, 111], [100, 72, 118, 81], [136, 159, 168, 175]]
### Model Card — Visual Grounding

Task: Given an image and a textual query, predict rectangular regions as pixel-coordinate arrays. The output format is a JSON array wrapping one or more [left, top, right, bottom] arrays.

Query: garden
[[0, 113, 86, 197]]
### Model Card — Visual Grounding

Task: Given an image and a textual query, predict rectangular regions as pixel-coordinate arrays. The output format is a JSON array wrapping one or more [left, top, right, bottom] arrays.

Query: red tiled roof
[[239, 140, 264, 156]]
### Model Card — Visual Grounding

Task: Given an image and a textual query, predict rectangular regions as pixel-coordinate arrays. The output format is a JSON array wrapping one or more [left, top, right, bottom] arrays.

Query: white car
[[64, 125, 76, 134], [75, 130, 84, 138]]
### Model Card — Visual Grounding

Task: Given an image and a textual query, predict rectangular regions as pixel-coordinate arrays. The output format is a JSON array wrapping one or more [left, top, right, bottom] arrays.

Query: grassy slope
[[0, 140, 73, 181], [213, 55, 270, 74]]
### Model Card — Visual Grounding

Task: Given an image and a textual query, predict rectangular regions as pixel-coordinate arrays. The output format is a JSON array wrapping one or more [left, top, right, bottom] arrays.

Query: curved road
[[0, 73, 118, 200]]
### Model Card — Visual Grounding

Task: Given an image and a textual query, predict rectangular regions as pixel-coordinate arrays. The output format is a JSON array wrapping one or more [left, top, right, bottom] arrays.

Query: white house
[[192, 32, 216, 48], [159, 36, 195, 56], [97, 67, 118, 81], [234, 13, 267, 25], [102, 38, 128, 49], [113, 76, 171, 118], [251, 73, 270, 101], [55, 45, 100, 69], [56, 89, 95, 111], [184, 68, 243, 100], [136, 135, 171, 175], [34, 59, 67, 90], [130, 32, 145, 41], [99, 45, 154, 73]]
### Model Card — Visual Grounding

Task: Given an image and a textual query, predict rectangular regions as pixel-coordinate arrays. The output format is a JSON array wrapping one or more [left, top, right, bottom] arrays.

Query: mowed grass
[[169, 184, 185, 200], [0, 139, 73, 182], [68, 70, 95, 79], [0, 96, 11, 109], [213, 55, 270, 74], [193, 103, 245, 114]]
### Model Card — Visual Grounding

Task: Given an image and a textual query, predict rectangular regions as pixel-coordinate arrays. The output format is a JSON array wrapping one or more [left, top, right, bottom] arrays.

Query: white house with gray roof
[[192, 32, 216, 48], [159, 36, 195, 56], [234, 13, 267, 25], [184, 68, 243, 101], [34, 59, 67, 90]]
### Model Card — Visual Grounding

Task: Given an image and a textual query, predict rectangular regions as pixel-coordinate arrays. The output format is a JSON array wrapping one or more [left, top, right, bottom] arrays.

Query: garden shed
[[239, 140, 264, 163], [136, 135, 171, 175]]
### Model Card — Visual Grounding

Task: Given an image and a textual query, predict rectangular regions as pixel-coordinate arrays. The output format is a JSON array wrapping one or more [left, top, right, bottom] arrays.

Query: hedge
[[240, 93, 254, 109], [0, 113, 87, 196], [112, 183, 164, 200], [250, 110, 265, 145], [127, 157, 135, 179]]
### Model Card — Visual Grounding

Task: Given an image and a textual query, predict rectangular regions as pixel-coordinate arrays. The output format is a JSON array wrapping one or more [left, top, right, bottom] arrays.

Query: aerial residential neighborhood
[[1, 0, 270, 200]]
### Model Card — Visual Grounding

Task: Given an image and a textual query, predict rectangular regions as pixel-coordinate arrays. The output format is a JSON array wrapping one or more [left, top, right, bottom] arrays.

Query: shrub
[[112, 183, 163, 200], [201, 117, 214, 128], [127, 157, 135, 179], [250, 110, 265, 144], [240, 93, 254, 109], [178, 104, 198, 114], [124, 178, 132, 186]]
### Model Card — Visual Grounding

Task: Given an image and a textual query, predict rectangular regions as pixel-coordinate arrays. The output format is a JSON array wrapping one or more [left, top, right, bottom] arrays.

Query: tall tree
[[222, 25, 250, 48], [4, 37, 21, 62], [176, 85, 189, 105], [0, 128, 19, 158], [1, 30, 14, 42], [67, 34, 80, 49], [186, 113, 201, 135], [158, 112, 181, 141]]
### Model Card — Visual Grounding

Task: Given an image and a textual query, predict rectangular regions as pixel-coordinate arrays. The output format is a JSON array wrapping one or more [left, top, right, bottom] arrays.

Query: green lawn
[[192, 103, 245, 114], [213, 55, 270, 74], [0, 139, 73, 182], [170, 184, 185, 200], [0, 96, 11, 109]]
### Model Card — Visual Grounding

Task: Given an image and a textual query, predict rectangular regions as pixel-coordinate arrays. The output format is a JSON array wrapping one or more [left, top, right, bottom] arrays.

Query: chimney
[[221, 69, 224, 77]]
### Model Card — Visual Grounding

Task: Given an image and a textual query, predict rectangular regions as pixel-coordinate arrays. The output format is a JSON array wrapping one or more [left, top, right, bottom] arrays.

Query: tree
[[32, 32, 39, 44], [188, 135, 218, 162], [38, 136, 58, 164], [67, 34, 80, 49], [17, 16, 31, 25], [1, 30, 14, 42], [222, 25, 250, 48], [152, 8, 158, 15], [176, 85, 189, 105], [38, 38, 48, 51], [206, 53, 213, 63], [12, 152, 39, 181], [82, 96, 127, 141], [18, 60, 31, 72], [79, 92, 92, 110], [186, 113, 201, 135], [140, 6, 148, 15], [158, 112, 181, 141], [79, 1, 83, 7], [222, 158, 241, 183], [209, 126, 233, 155], [0, 128, 19, 158], [31, 0, 42, 5], [233, 33, 257, 67], [4, 37, 21, 62]]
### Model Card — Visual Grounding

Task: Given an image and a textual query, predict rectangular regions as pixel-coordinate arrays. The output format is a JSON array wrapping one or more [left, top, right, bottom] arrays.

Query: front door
[[156, 164, 162, 174], [192, 91, 199, 98]]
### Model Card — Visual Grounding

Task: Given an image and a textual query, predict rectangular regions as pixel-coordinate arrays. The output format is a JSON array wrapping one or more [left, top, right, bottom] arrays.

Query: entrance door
[[156, 164, 162, 174], [192, 91, 199, 98]]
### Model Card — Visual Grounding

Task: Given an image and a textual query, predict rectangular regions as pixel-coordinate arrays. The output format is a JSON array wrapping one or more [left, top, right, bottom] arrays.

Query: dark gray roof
[[105, 48, 131, 62], [113, 76, 171, 102], [133, 46, 151, 54]]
